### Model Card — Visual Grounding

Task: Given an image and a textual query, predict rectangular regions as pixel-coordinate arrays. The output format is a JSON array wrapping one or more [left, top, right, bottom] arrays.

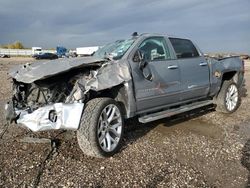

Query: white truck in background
[[32, 47, 42, 55], [76, 46, 99, 56]]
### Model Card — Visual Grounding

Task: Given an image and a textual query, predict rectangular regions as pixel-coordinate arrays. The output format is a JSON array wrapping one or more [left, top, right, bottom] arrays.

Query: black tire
[[215, 80, 241, 113], [77, 98, 124, 158]]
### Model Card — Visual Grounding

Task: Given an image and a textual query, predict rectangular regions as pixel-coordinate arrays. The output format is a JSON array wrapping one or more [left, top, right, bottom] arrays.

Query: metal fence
[[0, 49, 56, 56]]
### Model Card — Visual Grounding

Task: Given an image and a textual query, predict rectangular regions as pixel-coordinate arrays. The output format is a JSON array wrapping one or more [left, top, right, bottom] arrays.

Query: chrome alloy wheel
[[97, 104, 122, 152], [225, 84, 238, 111]]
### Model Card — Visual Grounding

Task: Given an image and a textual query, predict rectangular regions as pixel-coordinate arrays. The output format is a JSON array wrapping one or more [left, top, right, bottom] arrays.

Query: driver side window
[[139, 37, 171, 61]]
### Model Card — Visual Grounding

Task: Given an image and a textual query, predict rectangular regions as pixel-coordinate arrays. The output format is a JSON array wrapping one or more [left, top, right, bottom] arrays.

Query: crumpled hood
[[8, 56, 106, 83]]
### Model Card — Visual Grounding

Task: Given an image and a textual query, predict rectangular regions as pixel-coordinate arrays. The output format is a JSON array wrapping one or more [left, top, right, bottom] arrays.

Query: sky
[[0, 0, 249, 53]]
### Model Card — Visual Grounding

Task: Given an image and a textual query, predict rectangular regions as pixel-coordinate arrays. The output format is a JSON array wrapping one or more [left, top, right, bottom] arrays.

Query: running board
[[138, 100, 213, 123]]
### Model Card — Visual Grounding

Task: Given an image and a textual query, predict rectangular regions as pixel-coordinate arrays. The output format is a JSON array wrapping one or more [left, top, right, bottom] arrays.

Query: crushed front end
[[5, 71, 89, 132]]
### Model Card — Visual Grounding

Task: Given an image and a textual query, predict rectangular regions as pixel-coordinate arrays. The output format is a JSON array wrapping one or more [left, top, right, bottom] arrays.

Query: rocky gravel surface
[[0, 57, 249, 187]]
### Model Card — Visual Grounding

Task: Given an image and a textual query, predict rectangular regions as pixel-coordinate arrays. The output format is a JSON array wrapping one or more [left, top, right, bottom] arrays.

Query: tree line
[[0, 41, 24, 49]]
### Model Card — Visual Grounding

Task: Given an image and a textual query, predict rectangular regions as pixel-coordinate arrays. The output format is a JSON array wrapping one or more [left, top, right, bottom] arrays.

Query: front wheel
[[77, 98, 124, 158], [215, 80, 240, 113]]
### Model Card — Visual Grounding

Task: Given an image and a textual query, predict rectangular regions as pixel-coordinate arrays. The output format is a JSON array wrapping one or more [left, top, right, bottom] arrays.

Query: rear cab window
[[169, 38, 200, 59]]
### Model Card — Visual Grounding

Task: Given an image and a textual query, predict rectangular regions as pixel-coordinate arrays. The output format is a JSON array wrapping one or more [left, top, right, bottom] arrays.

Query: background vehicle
[[5, 33, 244, 158], [33, 52, 58, 60], [76, 46, 99, 56], [0, 54, 10, 58], [68, 50, 77, 57], [56, 46, 68, 58], [32, 47, 42, 55]]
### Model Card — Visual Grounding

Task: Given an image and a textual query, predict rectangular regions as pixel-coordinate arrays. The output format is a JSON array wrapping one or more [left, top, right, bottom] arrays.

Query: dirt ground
[[0, 57, 250, 187]]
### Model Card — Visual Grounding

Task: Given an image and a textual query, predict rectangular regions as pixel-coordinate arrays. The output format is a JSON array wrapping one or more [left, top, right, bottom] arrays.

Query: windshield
[[93, 39, 135, 60]]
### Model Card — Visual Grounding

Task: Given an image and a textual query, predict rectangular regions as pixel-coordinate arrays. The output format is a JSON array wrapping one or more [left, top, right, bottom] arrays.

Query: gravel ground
[[0, 57, 250, 187]]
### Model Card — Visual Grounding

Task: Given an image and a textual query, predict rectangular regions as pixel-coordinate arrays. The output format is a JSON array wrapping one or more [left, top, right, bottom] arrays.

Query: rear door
[[169, 38, 210, 101], [129, 36, 181, 112]]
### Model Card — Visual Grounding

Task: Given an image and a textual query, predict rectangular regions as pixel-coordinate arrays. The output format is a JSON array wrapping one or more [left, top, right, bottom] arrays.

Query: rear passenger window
[[169, 38, 199, 59], [139, 37, 171, 61]]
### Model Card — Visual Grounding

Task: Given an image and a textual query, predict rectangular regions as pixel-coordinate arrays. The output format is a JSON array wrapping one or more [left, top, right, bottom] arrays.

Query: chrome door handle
[[199, 62, 207, 66], [168, 65, 178, 69]]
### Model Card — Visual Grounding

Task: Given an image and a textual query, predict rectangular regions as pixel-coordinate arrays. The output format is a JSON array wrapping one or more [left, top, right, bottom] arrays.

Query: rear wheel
[[77, 98, 124, 158], [215, 80, 240, 113]]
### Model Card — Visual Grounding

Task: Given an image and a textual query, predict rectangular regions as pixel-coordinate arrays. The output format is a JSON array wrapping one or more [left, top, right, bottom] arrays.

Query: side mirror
[[134, 49, 153, 81], [133, 49, 144, 63]]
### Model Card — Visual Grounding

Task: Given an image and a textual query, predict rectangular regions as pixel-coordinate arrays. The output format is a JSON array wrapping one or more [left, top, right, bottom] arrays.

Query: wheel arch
[[213, 71, 239, 99], [86, 82, 136, 119], [221, 71, 237, 82]]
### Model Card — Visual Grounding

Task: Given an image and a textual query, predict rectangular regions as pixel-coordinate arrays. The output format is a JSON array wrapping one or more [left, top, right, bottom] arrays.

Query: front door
[[129, 37, 181, 112]]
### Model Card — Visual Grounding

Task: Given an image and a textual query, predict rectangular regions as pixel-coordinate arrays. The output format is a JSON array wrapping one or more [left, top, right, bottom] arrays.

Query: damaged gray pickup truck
[[5, 33, 244, 157]]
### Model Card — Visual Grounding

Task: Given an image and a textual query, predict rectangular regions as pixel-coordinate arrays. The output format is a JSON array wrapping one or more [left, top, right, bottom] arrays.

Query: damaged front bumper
[[5, 102, 84, 132]]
